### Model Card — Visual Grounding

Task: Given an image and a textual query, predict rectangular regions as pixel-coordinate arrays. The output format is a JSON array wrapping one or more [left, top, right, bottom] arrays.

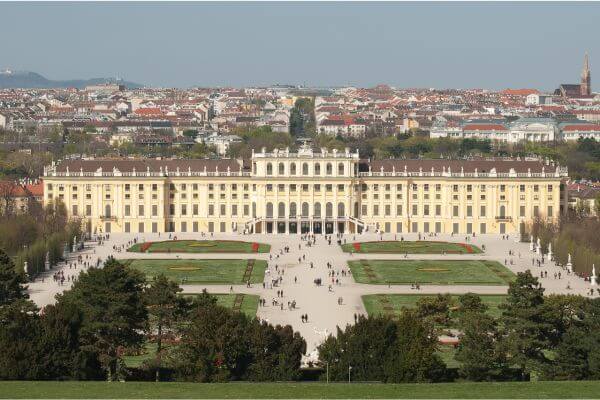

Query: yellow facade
[[43, 148, 568, 235]]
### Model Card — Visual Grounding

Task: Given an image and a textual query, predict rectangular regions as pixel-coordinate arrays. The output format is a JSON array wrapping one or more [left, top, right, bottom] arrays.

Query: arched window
[[314, 202, 321, 218], [302, 163, 309, 175], [338, 163, 344, 176], [290, 163, 297, 175], [326, 163, 333, 175], [278, 162, 285, 175], [278, 202, 285, 218], [499, 205, 506, 218], [338, 202, 345, 217], [302, 202, 309, 217], [105, 204, 111, 217], [314, 163, 321, 175], [266, 202, 273, 218], [266, 163, 273, 176], [289, 202, 297, 218], [326, 202, 333, 217]]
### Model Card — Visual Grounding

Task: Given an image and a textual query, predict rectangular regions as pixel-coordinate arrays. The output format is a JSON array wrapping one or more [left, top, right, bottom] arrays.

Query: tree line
[[2, 252, 600, 383], [0, 200, 83, 278]]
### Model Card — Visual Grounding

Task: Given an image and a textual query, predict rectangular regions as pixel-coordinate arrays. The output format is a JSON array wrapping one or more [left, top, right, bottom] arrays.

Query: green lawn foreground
[[342, 240, 482, 254], [121, 259, 267, 284], [362, 294, 507, 319], [128, 240, 271, 253], [349, 259, 515, 285], [1, 381, 600, 399]]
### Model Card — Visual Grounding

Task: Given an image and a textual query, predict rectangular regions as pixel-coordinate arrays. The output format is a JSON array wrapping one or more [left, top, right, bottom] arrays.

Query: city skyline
[[0, 2, 599, 90]]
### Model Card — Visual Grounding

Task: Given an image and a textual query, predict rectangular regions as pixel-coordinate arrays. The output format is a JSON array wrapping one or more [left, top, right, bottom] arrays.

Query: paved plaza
[[28, 232, 596, 356]]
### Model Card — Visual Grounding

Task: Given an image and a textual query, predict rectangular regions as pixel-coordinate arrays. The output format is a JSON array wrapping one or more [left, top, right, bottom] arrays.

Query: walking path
[[28, 231, 597, 357]]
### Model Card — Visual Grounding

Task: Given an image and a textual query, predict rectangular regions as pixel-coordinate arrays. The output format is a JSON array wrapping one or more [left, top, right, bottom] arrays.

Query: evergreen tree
[[0, 299, 42, 379], [56, 258, 147, 380], [455, 312, 510, 381], [143, 274, 190, 381], [500, 271, 550, 379], [0, 248, 28, 306]]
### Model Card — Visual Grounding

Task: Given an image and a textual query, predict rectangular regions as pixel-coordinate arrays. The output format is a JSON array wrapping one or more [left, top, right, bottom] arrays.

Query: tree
[[0, 299, 42, 379], [384, 311, 446, 383], [56, 258, 147, 380], [144, 274, 190, 381], [500, 271, 550, 379], [455, 312, 510, 381], [416, 293, 452, 326], [174, 291, 306, 382], [0, 248, 28, 306], [173, 291, 252, 382], [457, 292, 488, 314], [318, 313, 445, 383], [547, 298, 600, 380]]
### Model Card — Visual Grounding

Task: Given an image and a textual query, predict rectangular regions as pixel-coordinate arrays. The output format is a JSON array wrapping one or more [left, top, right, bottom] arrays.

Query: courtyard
[[348, 259, 515, 285], [121, 259, 267, 284], [27, 231, 595, 356]]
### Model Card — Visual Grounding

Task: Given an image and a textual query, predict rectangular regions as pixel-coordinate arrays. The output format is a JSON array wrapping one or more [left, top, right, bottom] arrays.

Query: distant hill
[[0, 70, 143, 89]]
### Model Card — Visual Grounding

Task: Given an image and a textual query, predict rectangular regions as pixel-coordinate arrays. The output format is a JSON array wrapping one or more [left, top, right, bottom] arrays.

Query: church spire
[[581, 52, 591, 96]]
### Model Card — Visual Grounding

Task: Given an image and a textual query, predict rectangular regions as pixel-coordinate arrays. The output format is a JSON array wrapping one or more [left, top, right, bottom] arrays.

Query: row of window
[[264, 162, 346, 176]]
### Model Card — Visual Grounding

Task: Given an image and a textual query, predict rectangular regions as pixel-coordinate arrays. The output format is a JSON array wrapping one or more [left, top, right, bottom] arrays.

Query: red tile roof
[[563, 124, 600, 132], [463, 124, 507, 131], [502, 88, 539, 96]]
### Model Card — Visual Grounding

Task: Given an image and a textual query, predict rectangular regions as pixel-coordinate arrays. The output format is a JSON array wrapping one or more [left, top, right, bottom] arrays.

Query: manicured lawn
[[362, 294, 507, 319], [122, 259, 267, 284], [341, 241, 481, 254], [185, 293, 260, 318], [128, 240, 271, 253], [348, 260, 514, 285], [2, 381, 600, 398]]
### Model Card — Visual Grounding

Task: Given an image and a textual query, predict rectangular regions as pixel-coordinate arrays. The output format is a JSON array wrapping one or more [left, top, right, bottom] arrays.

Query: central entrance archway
[[325, 222, 334, 234], [313, 221, 322, 234]]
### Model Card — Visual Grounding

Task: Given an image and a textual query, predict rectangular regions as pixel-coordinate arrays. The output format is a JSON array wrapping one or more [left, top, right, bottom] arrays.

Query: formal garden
[[128, 240, 271, 254], [341, 240, 482, 254], [121, 259, 267, 284], [348, 259, 515, 285]]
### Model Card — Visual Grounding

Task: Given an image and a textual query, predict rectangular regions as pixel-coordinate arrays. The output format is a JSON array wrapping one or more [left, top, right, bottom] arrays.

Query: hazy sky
[[1, 2, 598, 90]]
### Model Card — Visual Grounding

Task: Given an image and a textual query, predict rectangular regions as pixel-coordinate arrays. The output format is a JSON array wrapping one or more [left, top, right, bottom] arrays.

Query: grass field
[[188, 293, 260, 317], [2, 381, 600, 399], [362, 294, 507, 319], [341, 240, 481, 254], [348, 259, 514, 285], [128, 240, 271, 253], [122, 259, 267, 284]]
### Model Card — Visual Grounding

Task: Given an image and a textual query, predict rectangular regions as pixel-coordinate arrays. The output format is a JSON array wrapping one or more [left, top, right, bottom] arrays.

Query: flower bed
[[353, 242, 362, 252], [139, 242, 153, 252]]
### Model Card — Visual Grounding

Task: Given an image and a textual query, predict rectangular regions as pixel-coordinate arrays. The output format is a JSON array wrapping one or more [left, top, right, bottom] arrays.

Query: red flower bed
[[353, 243, 361, 252], [251, 242, 259, 252], [458, 243, 474, 254], [140, 242, 153, 252]]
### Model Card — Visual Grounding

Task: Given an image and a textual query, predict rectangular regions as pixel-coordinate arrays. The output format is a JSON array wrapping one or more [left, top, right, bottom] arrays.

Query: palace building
[[43, 146, 569, 236]]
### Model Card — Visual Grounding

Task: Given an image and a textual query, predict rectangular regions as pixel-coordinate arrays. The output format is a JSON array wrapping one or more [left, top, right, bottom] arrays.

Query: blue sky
[[0, 2, 598, 90]]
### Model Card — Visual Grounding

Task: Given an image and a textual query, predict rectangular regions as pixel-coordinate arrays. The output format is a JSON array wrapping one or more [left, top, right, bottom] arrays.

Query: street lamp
[[348, 365, 352, 383]]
